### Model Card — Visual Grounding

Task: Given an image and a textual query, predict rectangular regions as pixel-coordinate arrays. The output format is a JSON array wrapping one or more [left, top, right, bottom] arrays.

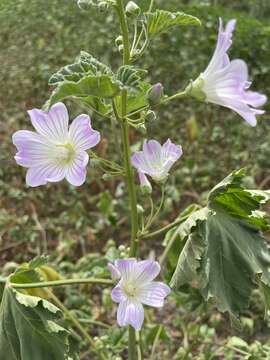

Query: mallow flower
[[131, 139, 182, 183], [108, 258, 170, 331], [12, 102, 100, 187], [189, 18, 267, 126]]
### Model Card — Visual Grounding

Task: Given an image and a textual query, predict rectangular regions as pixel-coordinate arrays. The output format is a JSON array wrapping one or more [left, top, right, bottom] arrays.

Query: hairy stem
[[10, 278, 113, 289], [115, 1, 139, 359]]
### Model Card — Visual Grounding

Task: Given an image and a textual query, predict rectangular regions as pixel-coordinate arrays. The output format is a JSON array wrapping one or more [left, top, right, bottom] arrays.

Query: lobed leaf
[[171, 169, 270, 315], [0, 286, 74, 359], [146, 10, 201, 38]]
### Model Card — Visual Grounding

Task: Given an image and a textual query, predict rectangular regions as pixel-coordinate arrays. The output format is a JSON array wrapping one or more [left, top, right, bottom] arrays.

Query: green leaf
[[171, 169, 270, 315], [47, 51, 120, 110], [208, 169, 270, 230], [49, 51, 113, 85], [0, 286, 74, 359], [115, 82, 151, 116], [47, 74, 121, 108], [29, 255, 49, 269], [146, 10, 201, 38]]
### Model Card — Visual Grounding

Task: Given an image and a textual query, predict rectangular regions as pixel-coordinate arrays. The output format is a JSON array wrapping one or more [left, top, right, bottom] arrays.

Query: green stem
[[127, 89, 188, 118], [49, 292, 106, 360], [129, 326, 137, 360], [159, 228, 180, 267], [141, 213, 191, 239], [10, 278, 113, 289], [150, 325, 162, 360], [115, 1, 139, 360], [148, 0, 155, 12]]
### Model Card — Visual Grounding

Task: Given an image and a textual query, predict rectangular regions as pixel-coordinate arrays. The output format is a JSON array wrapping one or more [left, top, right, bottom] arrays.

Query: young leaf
[[171, 169, 270, 315], [47, 51, 120, 110], [146, 10, 201, 38], [0, 286, 74, 359], [48, 51, 113, 85], [116, 65, 147, 91]]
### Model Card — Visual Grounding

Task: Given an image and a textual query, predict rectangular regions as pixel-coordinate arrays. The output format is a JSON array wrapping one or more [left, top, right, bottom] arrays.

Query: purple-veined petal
[[161, 139, 183, 173], [117, 299, 144, 331], [131, 152, 154, 176], [108, 263, 121, 280], [28, 102, 69, 143], [26, 163, 66, 187], [142, 140, 162, 167], [204, 18, 236, 76], [114, 258, 137, 282], [68, 114, 100, 151], [138, 281, 171, 307], [223, 99, 264, 127], [133, 260, 161, 285], [111, 284, 126, 303], [12, 130, 55, 167], [65, 151, 89, 186], [244, 91, 267, 108]]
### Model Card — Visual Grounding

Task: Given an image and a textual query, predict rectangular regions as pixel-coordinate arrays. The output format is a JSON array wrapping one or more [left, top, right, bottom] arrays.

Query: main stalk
[[115, 1, 139, 359]]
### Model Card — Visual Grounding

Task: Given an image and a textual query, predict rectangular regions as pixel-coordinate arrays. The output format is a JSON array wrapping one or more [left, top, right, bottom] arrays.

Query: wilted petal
[[28, 103, 69, 143], [117, 299, 144, 331], [69, 114, 100, 151], [66, 151, 89, 186], [138, 282, 171, 307]]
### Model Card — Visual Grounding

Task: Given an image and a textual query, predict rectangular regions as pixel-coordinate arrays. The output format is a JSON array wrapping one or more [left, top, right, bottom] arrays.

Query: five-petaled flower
[[189, 18, 267, 126], [12, 102, 100, 187], [108, 258, 170, 331], [131, 139, 182, 183]]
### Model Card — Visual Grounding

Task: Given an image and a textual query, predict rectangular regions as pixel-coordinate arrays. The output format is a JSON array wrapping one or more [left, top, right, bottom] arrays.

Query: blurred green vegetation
[[0, 0, 270, 358]]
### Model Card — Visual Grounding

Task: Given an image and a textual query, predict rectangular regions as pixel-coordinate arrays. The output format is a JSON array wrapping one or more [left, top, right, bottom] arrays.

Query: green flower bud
[[118, 44, 124, 54], [115, 35, 123, 47], [125, 1, 141, 17], [147, 83, 164, 107]]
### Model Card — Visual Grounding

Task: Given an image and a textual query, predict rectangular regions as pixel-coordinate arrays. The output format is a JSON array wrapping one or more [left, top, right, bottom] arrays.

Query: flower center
[[123, 282, 137, 297], [56, 143, 76, 165]]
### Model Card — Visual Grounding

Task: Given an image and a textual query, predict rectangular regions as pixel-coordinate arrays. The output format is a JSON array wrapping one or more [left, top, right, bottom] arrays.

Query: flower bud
[[118, 44, 124, 54], [115, 35, 123, 47], [147, 83, 164, 107], [125, 1, 141, 17]]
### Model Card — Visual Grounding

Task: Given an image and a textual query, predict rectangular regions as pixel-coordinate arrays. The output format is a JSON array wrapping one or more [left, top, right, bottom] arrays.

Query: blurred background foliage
[[0, 0, 270, 358]]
